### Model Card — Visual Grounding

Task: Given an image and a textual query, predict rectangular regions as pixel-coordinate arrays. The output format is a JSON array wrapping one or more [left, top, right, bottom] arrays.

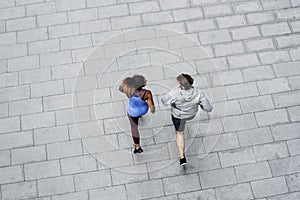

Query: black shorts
[[171, 115, 195, 132]]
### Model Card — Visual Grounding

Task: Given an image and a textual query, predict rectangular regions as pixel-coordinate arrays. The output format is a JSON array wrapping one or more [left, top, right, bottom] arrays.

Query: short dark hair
[[176, 73, 193, 89]]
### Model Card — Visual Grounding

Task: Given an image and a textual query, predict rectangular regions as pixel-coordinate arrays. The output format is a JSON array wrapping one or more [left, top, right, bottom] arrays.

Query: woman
[[119, 74, 155, 153], [161, 74, 212, 165]]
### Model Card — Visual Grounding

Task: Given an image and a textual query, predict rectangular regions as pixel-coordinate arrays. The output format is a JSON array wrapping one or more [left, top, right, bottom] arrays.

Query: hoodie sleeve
[[161, 91, 176, 106], [199, 91, 213, 112]]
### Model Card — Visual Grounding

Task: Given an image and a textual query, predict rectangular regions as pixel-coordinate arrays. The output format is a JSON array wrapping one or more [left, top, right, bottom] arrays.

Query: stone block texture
[[0, 0, 299, 199]]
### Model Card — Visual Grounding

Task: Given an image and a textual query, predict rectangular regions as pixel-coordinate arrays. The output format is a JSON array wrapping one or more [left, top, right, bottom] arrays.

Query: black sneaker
[[180, 157, 187, 166], [133, 147, 143, 154]]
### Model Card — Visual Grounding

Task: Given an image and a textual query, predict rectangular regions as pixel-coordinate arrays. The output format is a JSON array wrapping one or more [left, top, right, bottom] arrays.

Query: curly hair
[[132, 74, 147, 90]]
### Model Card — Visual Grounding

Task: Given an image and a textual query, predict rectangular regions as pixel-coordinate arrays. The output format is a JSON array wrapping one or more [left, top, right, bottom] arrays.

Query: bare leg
[[176, 131, 185, 159]]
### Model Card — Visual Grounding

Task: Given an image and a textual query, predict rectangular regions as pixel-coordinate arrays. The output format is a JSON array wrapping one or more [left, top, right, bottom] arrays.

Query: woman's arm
[[145, 90, 155, 113]]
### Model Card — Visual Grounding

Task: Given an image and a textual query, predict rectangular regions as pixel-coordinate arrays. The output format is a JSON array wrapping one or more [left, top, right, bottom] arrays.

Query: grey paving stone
[[51, 191, 88, 200], [186, 153, 221, 174], [203, 4, 232, 17], [19, 68, 51, 84], [215, 183, 253, 200], [273, 61, 300, 77], [222, 113, 257, 132], [60, 155, 97, 175], [261, 0, 291, 10], [289, 47, 300, 61], [287, 138, 300, 156], [276, 34, 300, 48], [0, 82, 29, 101], [0, 102, 8, 118], [268, 191, 300, 200], [111, 15, 141, 30], [255, 109, 289, 127], [40, 51, 72, 67], [29, 39, 60, 55], [0, 32, 16, 46], [286, 173, 300, 192], [111, 164, 148, 185], [26, 1, 56, 16], [210, 70, 244, 86], [288, 76, 300, 90], [203, 132, 240, 152], [133, 143, 170, 164], [33, 125, 69, 145], [69, 120, 104, 140], [49, 23, 80, 39], [11, 145, 46, 165], [9, 98, 43, 116], [245, 38, 275, 52], [150, 195, 179, 200], [1, 181, 37, 200], [95, 149, 133, 168], [178, 189, 216, 200], [82, 135, 118, 154], [215, 42, 245, 57], [163, 173, 201, 195], [199, 29, 231, 45], [0, 130, 33, 150], [17, 28, 48, 43], [0, 165, 23, 184], [129, 1, 160, 15], [55, 107, 91, 126], [37, 175, 75, 196], [89, 185, 127, 200], [126, 179, 164, 200], [269, 155, 300, 176], [0, 6, 25, 21], [225, 82, 259, 100], [231, 26, 260, 40], [7, 55, 39, 72], [173, 7, 204, 22], [30, 80, 64, 98], [219, 147, 256, 167], [210, 100, 242, 118], [251, 176, 288, 198], [261, 22, 291, 36], [0, 116, 20, 134], [272, 90, 300, 108], [239, 95, 274, 113], [147, 158, 185, 179], [257, 78, 290, 95], [21, 112, 55, 130], [24, 160, 61, 180], [237, 127, 274, 147], [216, 14, 246, 28], [271, 122, 300, 141], [235, 161, 272, 182], [0, 1, 300, 199], [253, 142, 289, 161], [0, 150, 10, 167], [47, 140, 83, 160], [74, 169, 111, 191], [199, 167, 237, 189]]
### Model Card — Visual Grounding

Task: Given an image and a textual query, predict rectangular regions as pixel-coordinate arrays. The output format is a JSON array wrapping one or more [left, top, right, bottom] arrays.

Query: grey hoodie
[[161, 87, 213, 119]]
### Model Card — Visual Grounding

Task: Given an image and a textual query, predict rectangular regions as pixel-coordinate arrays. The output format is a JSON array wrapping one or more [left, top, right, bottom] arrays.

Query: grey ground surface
[[0, 0, 300, 199]]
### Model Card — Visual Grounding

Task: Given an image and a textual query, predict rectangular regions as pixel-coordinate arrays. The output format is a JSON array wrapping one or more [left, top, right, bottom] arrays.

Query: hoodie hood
[[177, 87, 197, 102]]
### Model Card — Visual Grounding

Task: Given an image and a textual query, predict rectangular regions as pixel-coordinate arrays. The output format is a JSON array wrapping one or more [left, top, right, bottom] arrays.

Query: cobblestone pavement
[[0, 0, 300, 199]]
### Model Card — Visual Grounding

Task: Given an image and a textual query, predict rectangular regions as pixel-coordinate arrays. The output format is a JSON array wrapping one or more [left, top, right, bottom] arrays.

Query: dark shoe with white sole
[[180, 157, 187, 166], [133, 147, 143, 154]]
